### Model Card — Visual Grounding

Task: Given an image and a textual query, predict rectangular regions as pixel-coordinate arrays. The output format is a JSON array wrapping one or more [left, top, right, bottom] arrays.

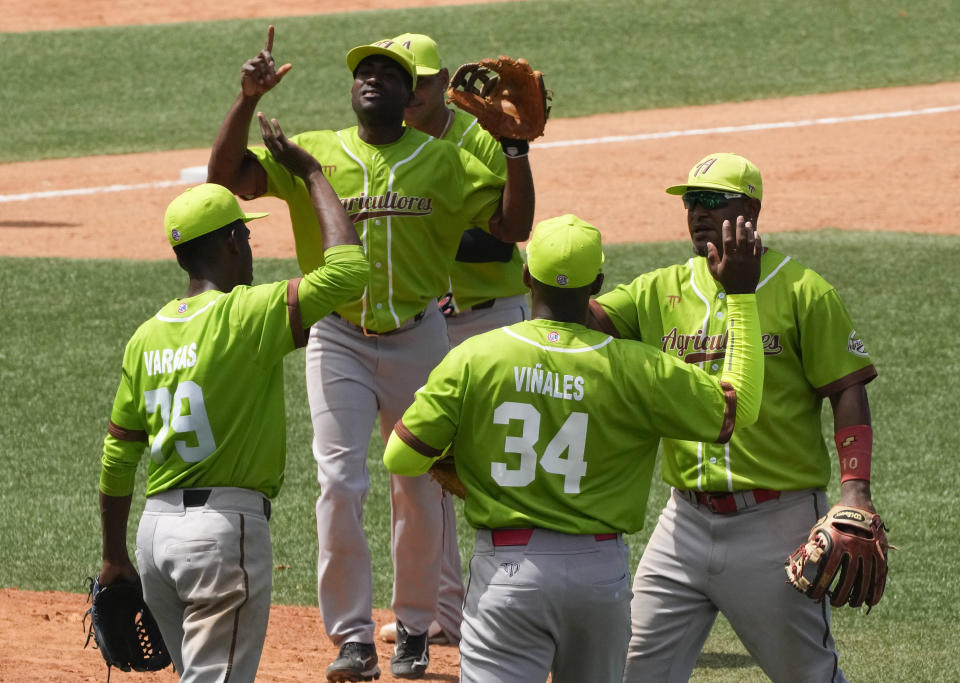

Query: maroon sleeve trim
[[587, 300, 622, 338], [814, 365, 878, 399], [716, 382, 737, 444], [286, 278, 307, 349], [108, 420, 147, 443], [394, 419, 445, 459]]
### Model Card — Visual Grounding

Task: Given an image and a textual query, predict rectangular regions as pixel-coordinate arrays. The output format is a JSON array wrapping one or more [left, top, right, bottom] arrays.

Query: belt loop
[[471, 298, 497, 311]]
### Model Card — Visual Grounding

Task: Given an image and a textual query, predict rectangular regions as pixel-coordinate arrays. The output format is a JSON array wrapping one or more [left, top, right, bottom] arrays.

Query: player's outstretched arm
[[830, 383, 877, 511], [208, 25, 292, 198], [258, 113, 359, 250], [487, 152, 535, 243], [710, 216, 765, 433], [98, 492, 138, 586]]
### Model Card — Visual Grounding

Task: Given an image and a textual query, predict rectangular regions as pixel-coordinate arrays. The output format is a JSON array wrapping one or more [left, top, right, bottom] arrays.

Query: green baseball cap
[[392, 33, 442, 76], [526, 214, 605, 288], [346, 39, 418, 88], [665, 152, 763, 201], [164, 183, 268, 247]]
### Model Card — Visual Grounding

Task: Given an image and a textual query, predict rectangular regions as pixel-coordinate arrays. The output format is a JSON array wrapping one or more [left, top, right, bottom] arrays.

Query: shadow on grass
[[696, 651, 755, 669]]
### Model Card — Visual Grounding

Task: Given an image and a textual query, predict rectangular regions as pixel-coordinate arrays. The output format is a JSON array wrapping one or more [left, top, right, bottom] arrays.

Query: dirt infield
[[3, 82, 960, 261], [0, 587, 461, 682], [4, 2, 960, 681]]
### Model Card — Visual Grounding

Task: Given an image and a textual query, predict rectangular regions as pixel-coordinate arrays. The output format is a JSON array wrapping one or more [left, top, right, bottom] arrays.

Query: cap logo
[[693, 158, 718, 177], [171, 228, 182, 242], [373, 40, 396, 48], [177, 303, 188, 313], [555, 274, 569, 286], [547, 331, 560, 343]]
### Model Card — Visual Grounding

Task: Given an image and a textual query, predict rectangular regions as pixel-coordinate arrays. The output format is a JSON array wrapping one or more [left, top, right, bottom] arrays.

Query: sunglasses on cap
[[682, 190, 744, 211]]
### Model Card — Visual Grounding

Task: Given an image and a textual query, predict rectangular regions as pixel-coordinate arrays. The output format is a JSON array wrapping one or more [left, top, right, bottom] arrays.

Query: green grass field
[[5, 0, 960, 162], [3, 0, 959, 679]]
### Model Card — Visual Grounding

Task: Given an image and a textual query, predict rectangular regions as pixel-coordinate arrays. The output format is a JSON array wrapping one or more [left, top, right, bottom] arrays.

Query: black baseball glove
[[84, 576, 171, 675]]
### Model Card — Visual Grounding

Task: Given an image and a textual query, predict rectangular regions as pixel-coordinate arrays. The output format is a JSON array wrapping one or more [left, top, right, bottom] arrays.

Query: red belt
[[690, 489, 780, 514], [490, 528, 619, 546]]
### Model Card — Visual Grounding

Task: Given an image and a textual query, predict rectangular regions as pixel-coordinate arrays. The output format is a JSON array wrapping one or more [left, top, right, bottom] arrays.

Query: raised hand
[[241, 25, 293, 98], [707, 215, 762, 294], [258, 113, 323, 180]]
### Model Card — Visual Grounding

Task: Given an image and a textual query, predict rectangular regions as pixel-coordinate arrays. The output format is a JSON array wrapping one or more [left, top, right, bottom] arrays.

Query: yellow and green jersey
[[391, 319, 740, 534], [100, 246, 367, 499], [595, 248, 877, 492], [251, 125, 504, 332], [443, 110, 526, 309]]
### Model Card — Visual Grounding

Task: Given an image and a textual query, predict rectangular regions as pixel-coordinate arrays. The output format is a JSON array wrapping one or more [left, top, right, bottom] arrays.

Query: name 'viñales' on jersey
[[394, 317, 751, 535]]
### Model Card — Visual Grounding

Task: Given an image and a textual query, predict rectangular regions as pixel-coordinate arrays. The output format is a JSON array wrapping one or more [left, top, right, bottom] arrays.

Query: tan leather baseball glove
[[447, 56, 551, 141], [429, 455, 466, 499], [785, 505, 891, 611]]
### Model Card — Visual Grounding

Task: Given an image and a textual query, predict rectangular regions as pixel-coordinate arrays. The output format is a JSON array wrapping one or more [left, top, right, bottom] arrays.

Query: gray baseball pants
[[136, 487, 273, 683], [623, 488, 848, 683], [460, 528, 632, 683], [435, 293, 530, 644], [307, 303, 450, 646]]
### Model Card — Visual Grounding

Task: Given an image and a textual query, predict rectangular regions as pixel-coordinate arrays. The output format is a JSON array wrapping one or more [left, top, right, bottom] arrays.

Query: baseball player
[[206, 26, 535, 681], [372, 32, 531, 649], [383, 213, 766, 683], [587, 153, 880, 682], [96, 118, 367, 682]]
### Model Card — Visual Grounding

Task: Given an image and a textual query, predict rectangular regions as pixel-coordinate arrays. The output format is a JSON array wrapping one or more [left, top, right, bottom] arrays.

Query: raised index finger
[[265, 25, 275, 53]]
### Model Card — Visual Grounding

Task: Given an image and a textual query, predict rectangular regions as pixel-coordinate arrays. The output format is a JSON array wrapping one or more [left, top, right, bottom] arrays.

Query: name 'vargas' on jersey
[[143, 343, 198, 376]]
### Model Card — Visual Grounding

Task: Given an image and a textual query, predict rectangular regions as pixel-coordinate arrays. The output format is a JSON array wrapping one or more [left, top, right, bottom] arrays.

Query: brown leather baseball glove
[[429, 455, 466, 499], [785, 505, 891, 611], [447, 56, 551, 141]]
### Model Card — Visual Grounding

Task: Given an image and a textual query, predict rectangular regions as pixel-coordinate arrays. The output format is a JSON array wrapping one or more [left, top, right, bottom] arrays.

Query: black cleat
[[326, 641, 380, 682], [390, 621, 429, 679]]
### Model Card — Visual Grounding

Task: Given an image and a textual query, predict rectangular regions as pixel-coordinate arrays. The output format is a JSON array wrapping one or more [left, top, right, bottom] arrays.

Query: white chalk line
[[2, 104, 958, 204], [531, 104, 960, 149]]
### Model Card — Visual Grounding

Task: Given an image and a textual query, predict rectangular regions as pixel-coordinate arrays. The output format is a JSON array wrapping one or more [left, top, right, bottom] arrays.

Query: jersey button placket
[[708, 296, 726, 374], [365, 219, 385, 330]]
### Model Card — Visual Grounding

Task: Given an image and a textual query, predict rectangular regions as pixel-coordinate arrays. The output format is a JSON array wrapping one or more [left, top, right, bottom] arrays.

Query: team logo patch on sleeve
[[177, 303, 188, 314], [847, 330, 868, 357], [547, 331, 561, 343]]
